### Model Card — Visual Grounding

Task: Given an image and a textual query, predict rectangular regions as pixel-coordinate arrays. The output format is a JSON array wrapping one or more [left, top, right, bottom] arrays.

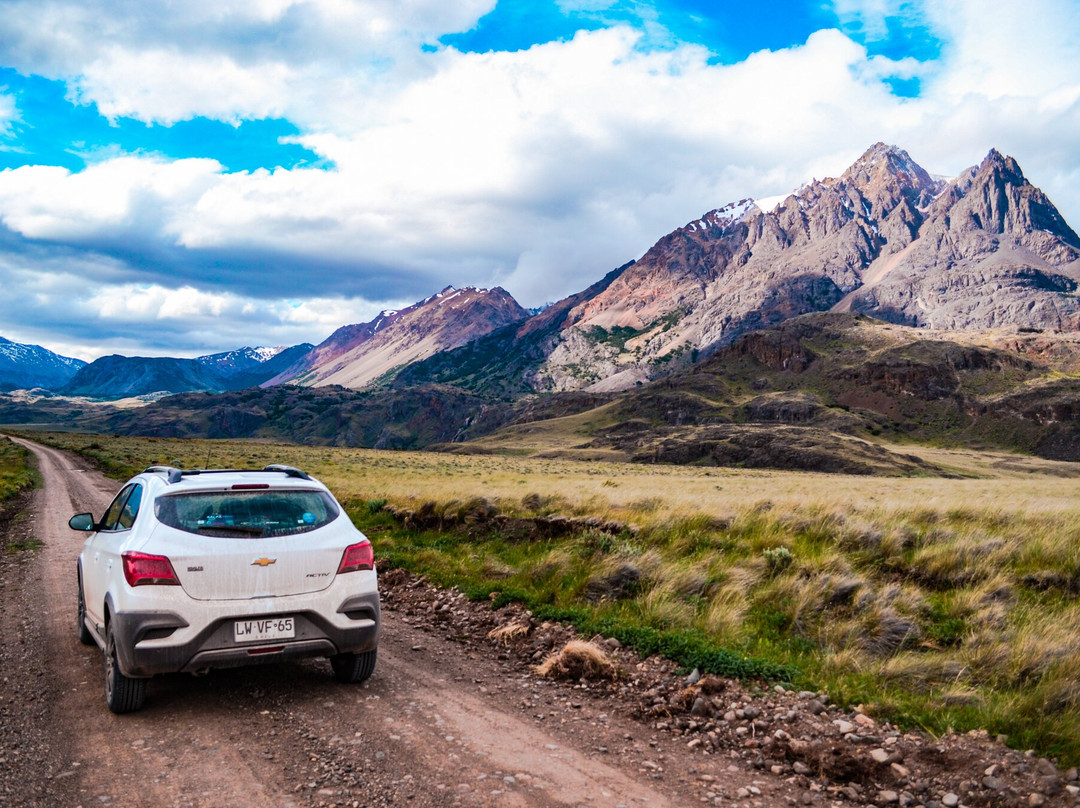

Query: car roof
[[136, 465, 328, 493]]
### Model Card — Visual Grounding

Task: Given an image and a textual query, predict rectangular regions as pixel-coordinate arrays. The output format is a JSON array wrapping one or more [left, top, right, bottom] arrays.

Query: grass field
[[14, 430, 1080, 765], [0, 436, 36, 502]]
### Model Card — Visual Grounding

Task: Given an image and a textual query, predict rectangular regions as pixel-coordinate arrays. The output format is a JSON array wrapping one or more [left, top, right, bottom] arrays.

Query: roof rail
[[263, 464, 312, 480], [144, 465, 183, 484], [144, 466, 313, 483]]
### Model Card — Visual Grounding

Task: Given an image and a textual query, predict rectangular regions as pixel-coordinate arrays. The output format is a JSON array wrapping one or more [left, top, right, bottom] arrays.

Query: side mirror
[[68, 513, 97, 532]]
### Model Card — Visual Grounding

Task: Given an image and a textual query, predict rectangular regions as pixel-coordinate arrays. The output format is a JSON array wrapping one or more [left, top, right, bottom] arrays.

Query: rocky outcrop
[[847, 149, 1080, 330]]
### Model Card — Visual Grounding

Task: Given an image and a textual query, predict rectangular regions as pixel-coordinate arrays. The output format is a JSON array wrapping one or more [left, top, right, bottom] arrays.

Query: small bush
[[764, 546, 793, 574]]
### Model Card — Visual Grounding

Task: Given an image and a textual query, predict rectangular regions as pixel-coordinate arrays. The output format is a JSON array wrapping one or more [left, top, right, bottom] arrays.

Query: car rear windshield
[[154, 489, 341, 538]]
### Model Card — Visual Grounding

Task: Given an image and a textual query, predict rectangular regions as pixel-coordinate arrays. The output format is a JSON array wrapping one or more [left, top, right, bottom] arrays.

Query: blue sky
[[0, 0, 1076, 360], [0, 2, 941, 176], [0, 69, 325, 173]]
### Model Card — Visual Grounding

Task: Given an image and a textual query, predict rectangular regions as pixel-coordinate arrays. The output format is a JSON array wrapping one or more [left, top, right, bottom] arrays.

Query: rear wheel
[[330, 648, 377, 683], [76, 574, 94, 646], [104, 624, 146, 713]]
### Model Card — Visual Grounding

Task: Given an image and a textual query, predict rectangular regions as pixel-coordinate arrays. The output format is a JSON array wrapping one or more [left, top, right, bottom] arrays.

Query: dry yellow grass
[[534, 639, 617, 681], [23, 432, 1080, 525], [487, 620, 532, 644]]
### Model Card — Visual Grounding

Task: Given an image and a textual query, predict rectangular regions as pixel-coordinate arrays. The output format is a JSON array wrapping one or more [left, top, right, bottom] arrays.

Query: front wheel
[[330, 648, 377, 683], [104, 624, 146, 713]]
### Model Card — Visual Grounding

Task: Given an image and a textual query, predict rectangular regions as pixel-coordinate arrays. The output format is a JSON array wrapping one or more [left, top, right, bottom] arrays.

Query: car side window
[[100, 484, 135, 532], [116, 484, 144, 530]]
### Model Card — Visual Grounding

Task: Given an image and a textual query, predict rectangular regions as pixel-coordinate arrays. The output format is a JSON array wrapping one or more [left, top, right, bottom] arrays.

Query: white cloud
[[0, 27, 933, 308], [0, 0, 497, 126], [0, 157, 223, 241], [74, 49, 296, 125], [0, 0, 1079, 357], [0, 91, 17, 138], [831, 0, 914, 39]]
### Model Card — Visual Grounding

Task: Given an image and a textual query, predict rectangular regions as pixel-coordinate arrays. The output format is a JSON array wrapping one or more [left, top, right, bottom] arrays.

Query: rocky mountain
[[265, 285, 529, 389], [837, 149, 1080, 327], [60, 344, 313, 399], [400, 144, 1080, 396], [0, 337, 86, 391], [542, 144, 1080, 391], [393, 266, 630, 398]]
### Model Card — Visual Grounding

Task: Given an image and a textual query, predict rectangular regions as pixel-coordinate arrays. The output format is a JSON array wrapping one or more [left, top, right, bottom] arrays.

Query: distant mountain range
[[12, 312, 1080, 472], [4, 143, 1080, 470], [59, 344, 313, 398], [0, 337, 86, 391]]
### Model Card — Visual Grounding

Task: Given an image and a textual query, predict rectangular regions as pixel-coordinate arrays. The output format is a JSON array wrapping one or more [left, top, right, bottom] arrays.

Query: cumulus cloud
[[0, 0, 496, 126], [0, 0, 1078, 357], [0, 27, 935, 307]]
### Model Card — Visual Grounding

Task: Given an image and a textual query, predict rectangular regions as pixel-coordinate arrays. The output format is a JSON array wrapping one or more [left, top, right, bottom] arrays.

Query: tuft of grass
[[7, 536, 43, 553], [535, 639, 617, 681], [487, 620, 532, 644]]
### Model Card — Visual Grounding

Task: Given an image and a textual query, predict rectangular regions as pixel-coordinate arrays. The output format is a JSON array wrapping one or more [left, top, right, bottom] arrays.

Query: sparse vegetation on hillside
[[16, 432, 1080, 764]]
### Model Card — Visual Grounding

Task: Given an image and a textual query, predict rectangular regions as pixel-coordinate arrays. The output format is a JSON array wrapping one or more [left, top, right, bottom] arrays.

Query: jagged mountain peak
[[683, 199, 758, 234], [196, 345, 289, 369], [832, 143, 942, 209], [975, 147, 1025, 186], [933, 149, 1080, 251], [849, 141, 918, 170]]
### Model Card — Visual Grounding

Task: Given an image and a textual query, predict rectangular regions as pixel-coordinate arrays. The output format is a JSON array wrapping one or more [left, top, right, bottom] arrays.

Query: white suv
[[69, 464, 380, 713]]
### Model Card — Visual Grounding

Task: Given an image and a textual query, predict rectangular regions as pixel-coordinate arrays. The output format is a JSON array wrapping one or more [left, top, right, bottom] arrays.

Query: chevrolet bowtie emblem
[[251, 557, 277, 567]]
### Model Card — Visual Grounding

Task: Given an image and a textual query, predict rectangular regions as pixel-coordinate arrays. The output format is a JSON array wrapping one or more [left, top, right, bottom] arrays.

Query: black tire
[[76, 574, 94, 646], [104, 624, 146, 714], [330, 648, 377, 684]]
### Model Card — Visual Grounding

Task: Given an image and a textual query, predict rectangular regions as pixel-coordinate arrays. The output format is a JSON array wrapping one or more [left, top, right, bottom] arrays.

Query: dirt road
[[2, 439, 735, 807]]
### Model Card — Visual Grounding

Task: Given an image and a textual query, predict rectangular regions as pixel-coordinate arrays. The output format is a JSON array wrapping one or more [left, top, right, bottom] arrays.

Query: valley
[[7, 143, 1080, 477]]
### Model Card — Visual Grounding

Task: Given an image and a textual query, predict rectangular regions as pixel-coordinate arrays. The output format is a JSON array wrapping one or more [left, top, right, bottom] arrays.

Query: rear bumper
[[111, 592, 380, 677]]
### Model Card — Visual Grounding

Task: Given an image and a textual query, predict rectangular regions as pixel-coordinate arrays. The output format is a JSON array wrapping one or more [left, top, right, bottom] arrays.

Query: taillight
[[337, 542, 374, 574], [122, 551, 180, 587]]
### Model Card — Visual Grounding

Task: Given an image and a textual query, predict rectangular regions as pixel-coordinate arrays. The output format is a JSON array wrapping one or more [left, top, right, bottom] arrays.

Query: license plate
[[234, 616, 295, 643]]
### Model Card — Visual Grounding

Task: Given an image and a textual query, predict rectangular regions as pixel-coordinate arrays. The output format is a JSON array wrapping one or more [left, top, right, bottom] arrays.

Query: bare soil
[[2, 437, 1079, 808]]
